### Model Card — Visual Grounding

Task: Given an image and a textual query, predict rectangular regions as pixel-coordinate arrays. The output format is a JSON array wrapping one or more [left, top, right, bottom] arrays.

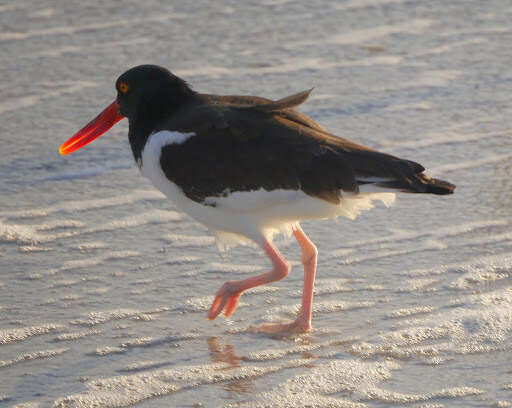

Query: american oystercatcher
[[60, 65, 455, 333]]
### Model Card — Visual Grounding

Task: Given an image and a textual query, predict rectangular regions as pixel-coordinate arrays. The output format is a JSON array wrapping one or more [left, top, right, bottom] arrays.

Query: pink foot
[[207, 240, 290, 321], [207, 281, 242, 320], [249, 316, 312, 336]]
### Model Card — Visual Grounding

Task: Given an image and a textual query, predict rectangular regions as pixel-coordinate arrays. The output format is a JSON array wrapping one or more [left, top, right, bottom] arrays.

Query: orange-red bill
[[59, 100, 124, 155]]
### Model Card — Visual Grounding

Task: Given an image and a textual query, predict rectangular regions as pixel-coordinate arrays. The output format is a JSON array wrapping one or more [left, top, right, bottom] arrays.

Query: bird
[[59, 64, 455, 334]]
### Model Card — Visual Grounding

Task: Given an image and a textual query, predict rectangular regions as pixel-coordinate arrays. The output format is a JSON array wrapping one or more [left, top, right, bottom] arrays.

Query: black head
[[59, 65, 195, 157], [115, 64, 195, 120]]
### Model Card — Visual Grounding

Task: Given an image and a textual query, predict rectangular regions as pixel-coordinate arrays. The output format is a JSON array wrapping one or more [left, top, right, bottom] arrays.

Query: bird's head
[[59, 65, 193, 155]]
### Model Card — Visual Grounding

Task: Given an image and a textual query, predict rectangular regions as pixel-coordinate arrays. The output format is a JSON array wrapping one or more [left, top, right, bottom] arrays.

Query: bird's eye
[[119, 82, 130, 94]]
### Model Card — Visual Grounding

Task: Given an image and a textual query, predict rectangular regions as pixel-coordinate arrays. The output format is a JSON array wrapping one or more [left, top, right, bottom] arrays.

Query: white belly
[[140, 131, 396, 249]]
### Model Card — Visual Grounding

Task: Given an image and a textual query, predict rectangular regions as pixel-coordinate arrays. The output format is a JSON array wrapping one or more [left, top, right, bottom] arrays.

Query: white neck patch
[[140, 130, 196, 169], [151, 130, 196, 146]]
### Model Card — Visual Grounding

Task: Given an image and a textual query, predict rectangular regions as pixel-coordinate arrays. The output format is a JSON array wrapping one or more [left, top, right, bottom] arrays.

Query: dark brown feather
[[240, 88, 314, 112], [156, 90, 454, 205]]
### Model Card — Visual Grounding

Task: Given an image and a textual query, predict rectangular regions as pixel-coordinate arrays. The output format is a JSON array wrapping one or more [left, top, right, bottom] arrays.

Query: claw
[[223, 293, 241, 317], [207, 281, 242, 320], [207, 295, 225, 320]]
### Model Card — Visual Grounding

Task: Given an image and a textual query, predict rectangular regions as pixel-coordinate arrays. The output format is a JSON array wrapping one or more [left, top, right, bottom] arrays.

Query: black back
[[114, 65, 455, 205]]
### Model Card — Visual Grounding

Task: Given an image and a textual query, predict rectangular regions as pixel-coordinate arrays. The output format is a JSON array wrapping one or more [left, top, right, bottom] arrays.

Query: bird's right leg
[[251, 225, 317, 335], [207, 238, 290, 320]]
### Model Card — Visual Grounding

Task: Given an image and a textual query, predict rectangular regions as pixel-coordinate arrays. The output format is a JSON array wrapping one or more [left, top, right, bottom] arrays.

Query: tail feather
[[357, 173, 455, 195], [414, 173, 455, 195], [329, 138, 456, 195]]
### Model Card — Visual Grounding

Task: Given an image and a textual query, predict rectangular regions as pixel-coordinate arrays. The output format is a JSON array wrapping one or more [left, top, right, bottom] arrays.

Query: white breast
[[140, 130, 196, 210]]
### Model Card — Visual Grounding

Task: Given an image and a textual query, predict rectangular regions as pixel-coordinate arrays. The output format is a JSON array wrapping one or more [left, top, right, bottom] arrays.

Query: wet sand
[[1, 0, 512, 407]]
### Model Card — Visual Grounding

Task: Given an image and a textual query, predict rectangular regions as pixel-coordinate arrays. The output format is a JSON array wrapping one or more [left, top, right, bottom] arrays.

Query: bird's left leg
[[207, 238, 290, 320]]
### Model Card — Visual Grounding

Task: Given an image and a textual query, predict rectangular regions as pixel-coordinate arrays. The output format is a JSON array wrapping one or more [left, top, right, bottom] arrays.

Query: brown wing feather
[[158, 93, 454, 204], [158, 104, 358, 204], [201, 91, 329, 133], [240, 89, 314, 112]]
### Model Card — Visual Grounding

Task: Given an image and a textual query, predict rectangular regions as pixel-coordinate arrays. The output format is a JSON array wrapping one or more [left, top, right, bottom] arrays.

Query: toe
[[207, 282, 244, 320], [223, 293, 241, 317], [207, 295, 227, 320]]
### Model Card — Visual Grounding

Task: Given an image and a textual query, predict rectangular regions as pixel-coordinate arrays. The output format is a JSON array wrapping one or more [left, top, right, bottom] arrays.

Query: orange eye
[[119, 82, 130, 94]]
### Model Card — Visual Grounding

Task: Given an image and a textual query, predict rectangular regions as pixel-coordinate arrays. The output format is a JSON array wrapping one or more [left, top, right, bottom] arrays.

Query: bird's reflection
[[206, 337, 255, 396], [207, 336, 242, 368]]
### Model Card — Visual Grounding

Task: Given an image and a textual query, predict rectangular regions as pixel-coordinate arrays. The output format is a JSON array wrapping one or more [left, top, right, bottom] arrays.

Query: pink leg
[[249, 225, 317, 334], [207, 239, 290, 320], [292, 225, 318, 332]]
